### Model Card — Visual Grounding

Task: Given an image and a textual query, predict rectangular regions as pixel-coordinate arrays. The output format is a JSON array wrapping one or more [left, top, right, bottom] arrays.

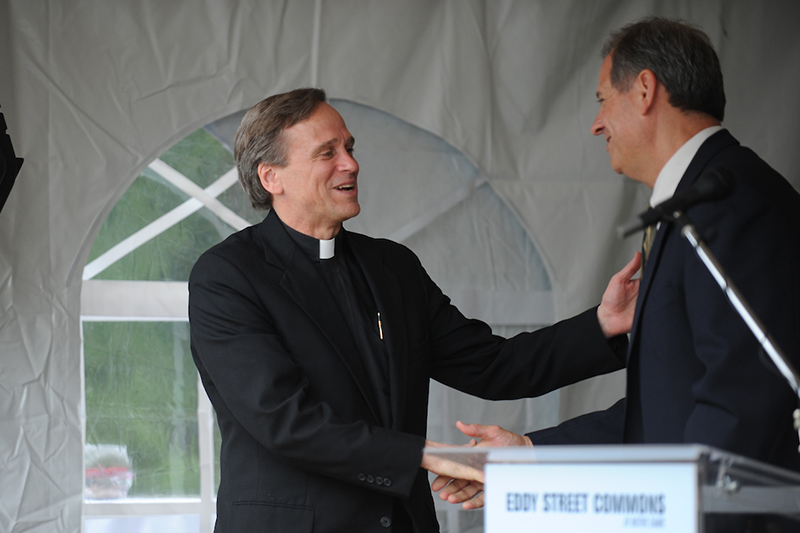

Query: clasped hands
[[421, 421, 531, 509]]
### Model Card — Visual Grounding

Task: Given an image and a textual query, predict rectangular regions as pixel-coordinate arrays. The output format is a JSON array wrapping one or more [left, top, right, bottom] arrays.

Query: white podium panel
[[486, 462, 697, 531], [424, 444, 800, 533]]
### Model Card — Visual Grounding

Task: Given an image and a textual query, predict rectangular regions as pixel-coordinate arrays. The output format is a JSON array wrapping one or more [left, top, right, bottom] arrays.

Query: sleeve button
[[380, 516, 392, 528]]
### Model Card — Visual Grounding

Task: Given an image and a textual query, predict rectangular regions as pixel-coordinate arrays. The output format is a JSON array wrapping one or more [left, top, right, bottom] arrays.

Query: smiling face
[[259, 102, 360, 239], [590, 55, 649, 184]]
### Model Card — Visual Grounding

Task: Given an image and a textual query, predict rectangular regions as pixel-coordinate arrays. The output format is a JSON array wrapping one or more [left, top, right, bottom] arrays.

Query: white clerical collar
[[319, 238, 335, 260], [277, 212, 341, 260], [650, 125, 723, 207]]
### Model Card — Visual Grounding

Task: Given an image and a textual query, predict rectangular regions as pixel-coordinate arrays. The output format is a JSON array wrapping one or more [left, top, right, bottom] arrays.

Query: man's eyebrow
[[311, 136, 355, 156], [311, 139, 337, 156]]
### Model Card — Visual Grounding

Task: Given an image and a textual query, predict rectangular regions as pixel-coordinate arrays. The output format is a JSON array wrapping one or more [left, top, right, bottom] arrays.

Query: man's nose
[[590, 114, 604, 136], [340, 151, 359, 173]]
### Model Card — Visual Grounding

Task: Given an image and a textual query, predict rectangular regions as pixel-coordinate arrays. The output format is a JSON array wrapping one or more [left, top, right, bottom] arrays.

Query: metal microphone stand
[[671, 211, 800, 452]]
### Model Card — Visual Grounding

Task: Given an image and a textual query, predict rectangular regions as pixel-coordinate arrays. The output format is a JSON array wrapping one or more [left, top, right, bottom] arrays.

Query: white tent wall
[[1, 1, 799, 531]]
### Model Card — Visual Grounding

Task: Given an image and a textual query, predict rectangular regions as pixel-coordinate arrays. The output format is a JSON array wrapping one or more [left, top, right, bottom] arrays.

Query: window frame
[[80, 156, 238, 533]]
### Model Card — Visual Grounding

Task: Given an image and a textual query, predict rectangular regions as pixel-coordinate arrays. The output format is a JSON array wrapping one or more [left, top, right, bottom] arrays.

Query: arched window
[[81, 125, 256, 532], [81, 100, 555, 533]]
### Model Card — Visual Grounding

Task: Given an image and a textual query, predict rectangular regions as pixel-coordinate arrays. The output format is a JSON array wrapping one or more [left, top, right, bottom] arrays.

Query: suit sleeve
[[404, 251, 627, 400], [526, 399, 626, 445], [189, 249, 423, 498]]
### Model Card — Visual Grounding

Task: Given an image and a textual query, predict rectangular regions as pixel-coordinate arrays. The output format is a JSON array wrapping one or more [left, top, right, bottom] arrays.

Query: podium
[[426, 445, 800, 532]]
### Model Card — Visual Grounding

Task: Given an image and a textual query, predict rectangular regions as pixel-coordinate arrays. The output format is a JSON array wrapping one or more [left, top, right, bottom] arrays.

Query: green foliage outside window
[[84, 321, 199, 497]]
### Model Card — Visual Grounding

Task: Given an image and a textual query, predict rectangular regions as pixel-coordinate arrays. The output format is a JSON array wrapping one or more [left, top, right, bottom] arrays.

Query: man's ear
[[258, 162, 282, 195], [636, 69, 658, 115]]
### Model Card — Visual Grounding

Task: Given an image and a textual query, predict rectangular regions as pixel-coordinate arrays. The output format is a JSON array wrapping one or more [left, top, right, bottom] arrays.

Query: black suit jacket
[[189, 209, 626, 532], [529, 130, 800, 473]]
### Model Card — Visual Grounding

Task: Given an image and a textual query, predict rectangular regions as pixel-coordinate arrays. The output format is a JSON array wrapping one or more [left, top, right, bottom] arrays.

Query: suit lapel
[[628, 129, 739, 362], [257, 211, 385, 424], [348, 234, 411, 430], [628, 221, 670, 362]]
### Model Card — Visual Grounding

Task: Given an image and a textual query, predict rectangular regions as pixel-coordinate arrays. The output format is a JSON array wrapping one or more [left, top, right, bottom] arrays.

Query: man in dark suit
[[435, 18, 800, 517], [188, 88, 639, 532]]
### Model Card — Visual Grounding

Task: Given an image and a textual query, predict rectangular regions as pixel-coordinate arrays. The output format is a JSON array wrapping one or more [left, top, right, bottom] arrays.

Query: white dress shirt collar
[[650, 125, 723, 207]]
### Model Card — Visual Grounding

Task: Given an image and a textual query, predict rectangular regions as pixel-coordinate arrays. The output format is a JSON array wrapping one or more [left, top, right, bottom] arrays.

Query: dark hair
[[602, 17, 725, 121], [234, 88, 327, 210]]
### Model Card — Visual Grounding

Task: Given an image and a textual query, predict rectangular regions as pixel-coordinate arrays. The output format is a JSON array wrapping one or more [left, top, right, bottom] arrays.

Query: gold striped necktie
[[642, 224, 656, 269]]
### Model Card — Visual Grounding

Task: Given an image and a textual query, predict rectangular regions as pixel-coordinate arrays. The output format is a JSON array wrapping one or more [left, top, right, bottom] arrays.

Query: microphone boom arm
[[674, 211, 800, 451]]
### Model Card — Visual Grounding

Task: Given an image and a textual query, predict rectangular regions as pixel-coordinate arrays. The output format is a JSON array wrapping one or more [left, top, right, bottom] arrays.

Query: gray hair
[[234, 88, 327, 210], [602, 17, 725, 121]]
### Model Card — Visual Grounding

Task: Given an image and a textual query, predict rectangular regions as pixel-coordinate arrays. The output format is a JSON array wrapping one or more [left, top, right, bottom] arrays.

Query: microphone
[[618, 167, 735, 238]]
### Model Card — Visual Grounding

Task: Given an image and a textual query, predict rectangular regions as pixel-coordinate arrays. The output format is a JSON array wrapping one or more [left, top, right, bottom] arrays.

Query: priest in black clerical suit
[[189, 88, 637, 533]]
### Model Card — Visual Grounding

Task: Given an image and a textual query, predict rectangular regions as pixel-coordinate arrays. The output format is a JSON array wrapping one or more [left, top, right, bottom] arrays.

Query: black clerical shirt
[[281, 220, 393, 428], [277, 217, 446, 532]]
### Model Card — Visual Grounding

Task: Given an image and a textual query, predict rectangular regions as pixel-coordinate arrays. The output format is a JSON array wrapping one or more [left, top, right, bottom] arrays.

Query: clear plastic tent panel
[[85, 514, 200, 533], [83, 321, 199, 498]]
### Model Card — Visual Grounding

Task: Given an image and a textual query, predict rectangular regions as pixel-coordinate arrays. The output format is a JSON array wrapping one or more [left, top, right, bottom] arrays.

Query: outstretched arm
[[597, 252, 641, 338]]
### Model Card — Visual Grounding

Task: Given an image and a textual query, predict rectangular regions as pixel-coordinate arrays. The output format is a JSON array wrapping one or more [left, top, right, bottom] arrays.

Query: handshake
[[421, 421, 532, 509]]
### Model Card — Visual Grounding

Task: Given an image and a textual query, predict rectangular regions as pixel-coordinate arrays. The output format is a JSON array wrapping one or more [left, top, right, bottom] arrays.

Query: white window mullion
[[197, 378, 217, 533], [84, 498, 203, 517], [83, 164, 248, 281]]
